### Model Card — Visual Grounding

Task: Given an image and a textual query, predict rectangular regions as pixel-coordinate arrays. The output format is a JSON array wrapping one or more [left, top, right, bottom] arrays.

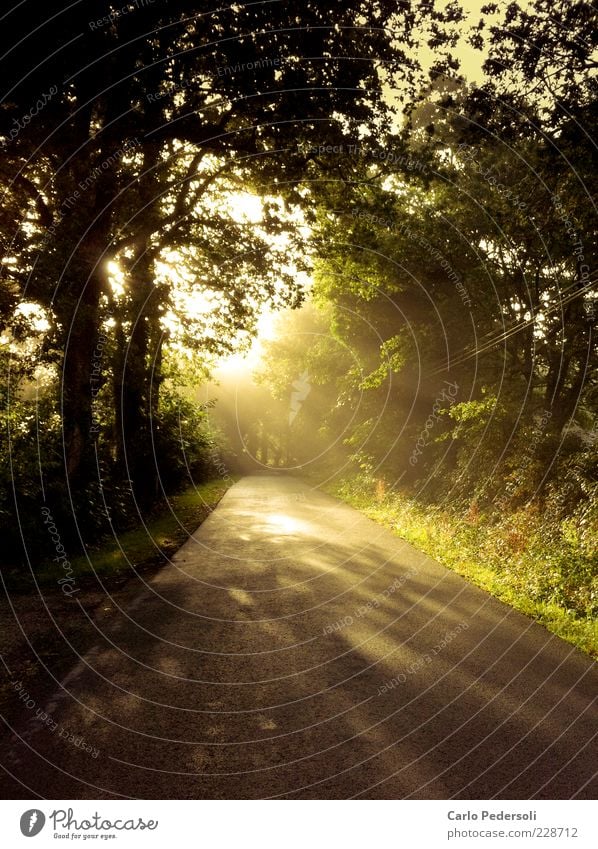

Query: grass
[[0, 477, 236, 733], [37, 477, 235, 587], [327, 477, 598, 660]]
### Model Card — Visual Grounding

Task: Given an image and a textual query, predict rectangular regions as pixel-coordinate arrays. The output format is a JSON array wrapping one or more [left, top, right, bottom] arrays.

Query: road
[[1, 474, 596, 798]]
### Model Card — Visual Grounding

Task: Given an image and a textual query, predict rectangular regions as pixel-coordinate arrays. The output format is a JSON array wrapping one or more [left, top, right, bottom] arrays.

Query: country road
[[2, 474, 597, 799]]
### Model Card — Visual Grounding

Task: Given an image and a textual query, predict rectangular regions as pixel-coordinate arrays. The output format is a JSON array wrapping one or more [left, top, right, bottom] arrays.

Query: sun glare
[[15, 302, 50, 333], [104, 200, 310, 374], [107, 260, 126, 296], [224, 192, 263, 223], [216, 307, 279, 375]]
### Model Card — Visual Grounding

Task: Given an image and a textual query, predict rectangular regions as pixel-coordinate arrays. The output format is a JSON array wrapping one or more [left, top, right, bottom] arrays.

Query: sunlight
[[15, 302, 50, 333], [224, 191, 263, 223], [216, 342, 263, 376], [264, 513, 303, 535], [228, 588, 255, 607], [103, 201, 311, 370], [177, 288, 218, 318], [215, 307, 279, 375], [256, 308, 279, 340], [106, 260, 126, 297], [155, 252, 224, 339], [216, 348, 255, 374]]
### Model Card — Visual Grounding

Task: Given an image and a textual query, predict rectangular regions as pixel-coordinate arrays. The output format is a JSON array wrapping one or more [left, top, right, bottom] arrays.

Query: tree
[[262, 77, 596, 503], [0, 0, 461, 502], [472, 0, 597, 129]]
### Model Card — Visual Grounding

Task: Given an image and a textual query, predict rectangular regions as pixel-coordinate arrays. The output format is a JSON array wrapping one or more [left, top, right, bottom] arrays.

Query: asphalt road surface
[[1, 474, 597, 798]]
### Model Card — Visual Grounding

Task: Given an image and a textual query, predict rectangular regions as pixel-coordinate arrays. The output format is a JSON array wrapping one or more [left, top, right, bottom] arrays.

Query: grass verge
[[327, 477, 597, 660], [36, 477, 236, 588], [0, 477, 235, 734]]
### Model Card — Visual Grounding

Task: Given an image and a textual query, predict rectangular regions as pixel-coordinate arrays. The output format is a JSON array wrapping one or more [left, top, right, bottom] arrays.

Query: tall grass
[[330, 476, 598, 659]]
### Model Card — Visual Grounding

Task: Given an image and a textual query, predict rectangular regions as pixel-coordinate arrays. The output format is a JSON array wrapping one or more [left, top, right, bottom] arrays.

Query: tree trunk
[[61, 242, 110, 488], [120, 247, 158, 508], [62, 287, 102, 485]]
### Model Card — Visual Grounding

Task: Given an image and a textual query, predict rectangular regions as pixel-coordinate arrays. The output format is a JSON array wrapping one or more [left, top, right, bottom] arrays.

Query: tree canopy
[[0, 0, 595, 583]]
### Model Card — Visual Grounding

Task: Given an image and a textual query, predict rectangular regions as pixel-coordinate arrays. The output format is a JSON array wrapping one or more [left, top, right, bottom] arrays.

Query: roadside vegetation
[[328, 476, 597, 659], [244, 0, 597, 661], [35, 477, 235, 590], [0, 476, 234, 732], [1, 1, 595, 657]]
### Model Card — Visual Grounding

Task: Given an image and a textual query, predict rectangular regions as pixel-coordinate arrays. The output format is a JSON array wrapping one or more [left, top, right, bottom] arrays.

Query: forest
[[1, 0, 596, 657]]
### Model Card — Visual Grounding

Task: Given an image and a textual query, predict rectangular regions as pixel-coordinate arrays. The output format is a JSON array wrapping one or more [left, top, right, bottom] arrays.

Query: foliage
[[331, 474, 598, 658], [0, 0, 467, 568], [0, 338, 217, 567], [0, 1, 595, 609], [253, 0, 596, 652], [152, 390, 215, 493]]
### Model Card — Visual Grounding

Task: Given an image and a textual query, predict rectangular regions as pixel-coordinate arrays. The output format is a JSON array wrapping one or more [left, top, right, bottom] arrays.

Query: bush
[[152, 390, 215, 492]]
